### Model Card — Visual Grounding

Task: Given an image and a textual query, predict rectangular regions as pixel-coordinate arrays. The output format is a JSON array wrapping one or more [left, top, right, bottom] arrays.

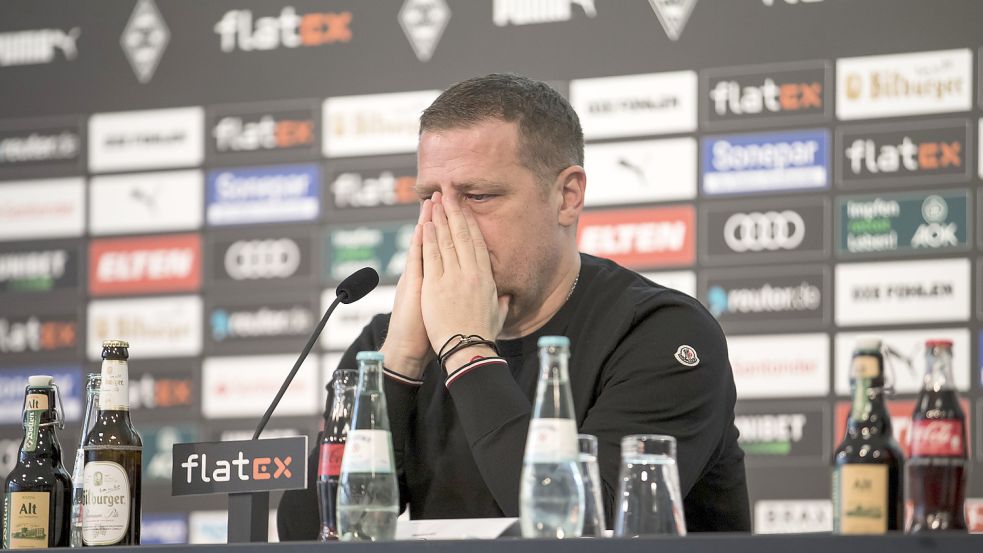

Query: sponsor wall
[[1, 0, 983, 538]]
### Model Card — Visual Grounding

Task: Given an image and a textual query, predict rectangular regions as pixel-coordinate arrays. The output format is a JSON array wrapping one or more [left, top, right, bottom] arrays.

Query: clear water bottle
[[336, 352, 399, 541], [578, 434, 606, 537], [519, 336, 585, 538], [69, 373, 100, 548]]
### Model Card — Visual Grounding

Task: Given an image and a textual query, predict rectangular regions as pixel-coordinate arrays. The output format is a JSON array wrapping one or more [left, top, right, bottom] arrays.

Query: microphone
[[252, 267, 380, 440]]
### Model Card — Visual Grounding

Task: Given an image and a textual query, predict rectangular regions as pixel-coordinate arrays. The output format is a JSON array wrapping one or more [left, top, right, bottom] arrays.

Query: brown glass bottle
[[82, 340, 142, 546], [2, 376, 72, 548], [832, 338, 904, 534]]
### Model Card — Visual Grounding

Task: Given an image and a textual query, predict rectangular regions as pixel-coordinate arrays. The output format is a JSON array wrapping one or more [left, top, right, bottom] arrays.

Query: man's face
[[415, 119, 567, 325]]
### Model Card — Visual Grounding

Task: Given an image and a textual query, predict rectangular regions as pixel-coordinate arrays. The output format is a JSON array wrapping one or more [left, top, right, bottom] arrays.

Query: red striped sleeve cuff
[[445, 357, 508, 388], [384, 368, 424, 387]]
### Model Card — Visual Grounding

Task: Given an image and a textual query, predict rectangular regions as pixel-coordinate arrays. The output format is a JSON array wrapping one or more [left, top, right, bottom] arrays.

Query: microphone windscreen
[[336, 267, 380, 304]]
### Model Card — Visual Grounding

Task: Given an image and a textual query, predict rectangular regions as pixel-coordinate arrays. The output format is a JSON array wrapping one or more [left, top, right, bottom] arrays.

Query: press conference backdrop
[[1, 0, 982, 542]]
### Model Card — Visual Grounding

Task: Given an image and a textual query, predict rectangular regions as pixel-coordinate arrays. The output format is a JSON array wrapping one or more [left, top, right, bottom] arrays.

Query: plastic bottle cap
[[854, 337, 881, 352], [537, 336, 570, 348], [28, 375, 54, 387], [356, 351, 384, 362]]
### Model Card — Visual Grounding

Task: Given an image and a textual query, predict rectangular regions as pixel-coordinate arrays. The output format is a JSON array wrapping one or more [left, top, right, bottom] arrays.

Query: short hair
[[420, 73, 584, 184]]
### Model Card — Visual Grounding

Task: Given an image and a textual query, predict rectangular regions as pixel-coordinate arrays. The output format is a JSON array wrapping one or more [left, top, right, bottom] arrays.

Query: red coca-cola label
[[909, 419, 964, 457], [317, 443, 345, 477]]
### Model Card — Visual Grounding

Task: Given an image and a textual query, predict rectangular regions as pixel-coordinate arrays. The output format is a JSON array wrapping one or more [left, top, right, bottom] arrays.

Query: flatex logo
[[121, 0, 169, 83], [577, 206, 695, 270], [129, 371, 194, 411], [327, 158, 418, 209], [701, 197, 828, 265], [701, 129, 829, 196], [494, 0, 596, 26], [399, 0, 450, 62], [215, 7, 351, 53], [837, 49, 972, 120], [702, 61, 829, 129], [0, 242, 80, 294], [837, 190, 969, 256], [0, 27, 79, 67], [702, 266, 827, 330], [89, 234, 201, 296], [0, 313, 78, 356], [211, 108, 316, 155], [571, 71, 698, 139], [0, 125, 81, 168], [836, 119, 970, 187], [173, 437, 307, 496], [835, 258, 970, 327]]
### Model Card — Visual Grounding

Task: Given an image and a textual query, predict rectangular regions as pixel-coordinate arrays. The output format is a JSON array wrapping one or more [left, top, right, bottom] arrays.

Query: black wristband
[[438, 335, 499, 370]]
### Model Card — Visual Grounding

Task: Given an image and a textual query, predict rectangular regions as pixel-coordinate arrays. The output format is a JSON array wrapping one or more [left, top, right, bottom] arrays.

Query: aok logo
[[215, 7, 351, 53], [179, 452, 293, 483], [212, 112, 314, 153]]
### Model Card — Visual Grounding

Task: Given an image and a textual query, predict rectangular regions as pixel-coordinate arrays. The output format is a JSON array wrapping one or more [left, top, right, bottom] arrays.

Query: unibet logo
[[0, 250, 68, 290], [844, 136, 960, 175], [213, 115, 314, 152], [180, 452, 293, 483], [735, 414, 807, 456], [709, 78, 822, 117], [214, 7, 351, 53]]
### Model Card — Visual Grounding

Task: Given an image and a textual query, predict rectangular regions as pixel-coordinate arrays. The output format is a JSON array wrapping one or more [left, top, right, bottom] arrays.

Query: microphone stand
[[228, 294, 347, 543]]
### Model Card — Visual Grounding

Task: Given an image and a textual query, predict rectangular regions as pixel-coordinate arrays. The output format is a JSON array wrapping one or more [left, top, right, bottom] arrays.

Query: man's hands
[[380, 191, 508, 379]]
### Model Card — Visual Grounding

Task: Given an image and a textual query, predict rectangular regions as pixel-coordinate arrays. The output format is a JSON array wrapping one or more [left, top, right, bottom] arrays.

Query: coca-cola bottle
[[906, 339, 967, 532], [316, 369, 357, 541]]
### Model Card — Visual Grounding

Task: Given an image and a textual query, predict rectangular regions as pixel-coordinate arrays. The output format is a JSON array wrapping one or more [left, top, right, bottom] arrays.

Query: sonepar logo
[[836, 189, 969, 256]]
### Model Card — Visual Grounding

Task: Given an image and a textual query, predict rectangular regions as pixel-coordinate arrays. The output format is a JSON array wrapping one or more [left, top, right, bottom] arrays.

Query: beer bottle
[[2, 375, 72, 548], [832, 338, 904, 534], [906, 339, 967, 532], [82, 340, 142, 546]]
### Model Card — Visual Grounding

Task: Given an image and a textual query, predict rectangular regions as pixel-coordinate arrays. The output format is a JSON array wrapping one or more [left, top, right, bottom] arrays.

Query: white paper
[[395, 518, 517, 540]]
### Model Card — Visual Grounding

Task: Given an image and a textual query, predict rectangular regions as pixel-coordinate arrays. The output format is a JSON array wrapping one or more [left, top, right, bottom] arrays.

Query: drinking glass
[[577, 434, 606, 537], [613, 434, 686, 537]]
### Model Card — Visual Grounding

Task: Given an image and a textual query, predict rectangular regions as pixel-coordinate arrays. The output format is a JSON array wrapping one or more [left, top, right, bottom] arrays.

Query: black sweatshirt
[[278, 253, 750, 537]]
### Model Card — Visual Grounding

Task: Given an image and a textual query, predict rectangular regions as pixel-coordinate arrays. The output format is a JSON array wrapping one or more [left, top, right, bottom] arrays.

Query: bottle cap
[[853, 337, 881, 352], [537, 335, 570, 349], [356, 351, 384, 362], [102, 339, 130, 348], [27, 375, 54, 387], [925, 339, 953, 349]]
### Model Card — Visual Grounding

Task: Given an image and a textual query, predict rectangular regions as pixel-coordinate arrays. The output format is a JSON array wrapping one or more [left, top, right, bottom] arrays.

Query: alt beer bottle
[[82, 340, 142, 546], [906, 339, 968, 532], [832, 338, 904, 534], [2, 375, 72, 548]]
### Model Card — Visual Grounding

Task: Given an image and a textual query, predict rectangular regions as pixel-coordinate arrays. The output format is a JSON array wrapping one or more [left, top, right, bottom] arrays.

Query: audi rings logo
[[224, 239, 301, 280], [724, 211, 805, 253]]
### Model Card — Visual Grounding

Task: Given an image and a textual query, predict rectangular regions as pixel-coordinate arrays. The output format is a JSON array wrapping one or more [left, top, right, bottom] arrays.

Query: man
[[279, 74, 749, 536]]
